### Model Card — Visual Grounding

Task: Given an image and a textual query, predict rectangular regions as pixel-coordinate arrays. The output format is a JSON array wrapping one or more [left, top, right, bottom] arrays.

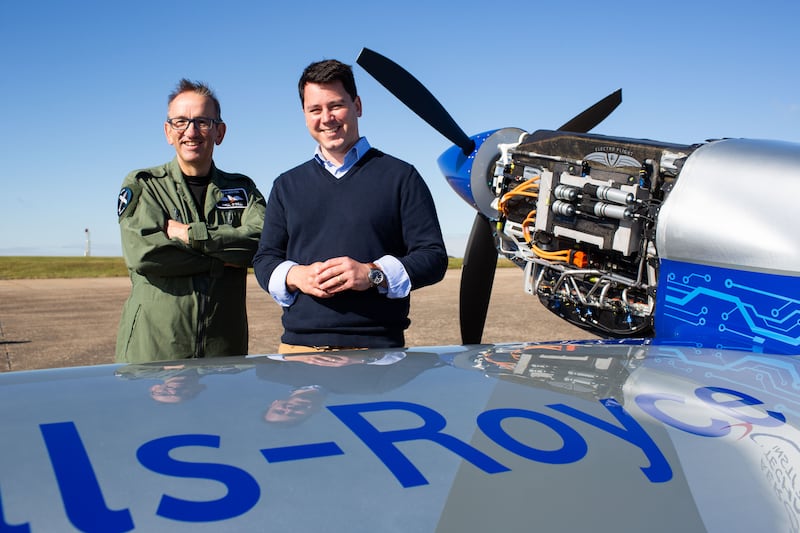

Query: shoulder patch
[[216, 188, 249, 209], [117, 187, 134, 217]]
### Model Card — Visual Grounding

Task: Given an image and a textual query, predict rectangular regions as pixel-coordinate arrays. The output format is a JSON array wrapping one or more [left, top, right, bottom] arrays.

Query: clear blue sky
[[1, 0, 798, 258]]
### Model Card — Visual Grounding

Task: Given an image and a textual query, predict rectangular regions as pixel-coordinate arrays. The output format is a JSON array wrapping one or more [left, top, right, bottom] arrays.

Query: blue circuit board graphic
[[656, 259, 800, 355]]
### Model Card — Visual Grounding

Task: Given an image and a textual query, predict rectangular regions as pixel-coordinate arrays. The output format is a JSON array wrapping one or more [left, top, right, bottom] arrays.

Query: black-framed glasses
[[166, 117, 221, 132]]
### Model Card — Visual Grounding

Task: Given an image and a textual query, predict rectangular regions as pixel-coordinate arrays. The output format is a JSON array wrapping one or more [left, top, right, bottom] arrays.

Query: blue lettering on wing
[[637, 386, 787, 437], [261, 441, 344, 462], [636, 392, 733, 437], [40, 422, 134, 533], [136, 434, 260, 523], [18, 385, 788, 528], [696, 387, 786, 426], [549, 398, 673, 483], [477, 408, 588, 464], [328, 401, 510, 488], [0, 492, 30, 533]]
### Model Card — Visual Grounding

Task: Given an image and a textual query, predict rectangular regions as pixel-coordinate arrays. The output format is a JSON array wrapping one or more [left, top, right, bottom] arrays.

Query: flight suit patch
[[117, 187, 134, 217], [216, 188, 248, 209]]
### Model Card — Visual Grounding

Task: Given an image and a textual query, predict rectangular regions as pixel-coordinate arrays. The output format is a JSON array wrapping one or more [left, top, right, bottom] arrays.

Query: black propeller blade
[[460, 213, 497, 344], [557, 89, 622, 133], [356, 48, 476, 155]]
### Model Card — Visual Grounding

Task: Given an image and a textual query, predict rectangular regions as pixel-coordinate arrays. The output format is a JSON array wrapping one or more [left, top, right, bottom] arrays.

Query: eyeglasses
[[166, 117, 221, 132]]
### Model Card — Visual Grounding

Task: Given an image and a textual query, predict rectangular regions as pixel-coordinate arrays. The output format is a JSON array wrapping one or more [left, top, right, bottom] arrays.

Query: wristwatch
[[367, 263, 385, 288]]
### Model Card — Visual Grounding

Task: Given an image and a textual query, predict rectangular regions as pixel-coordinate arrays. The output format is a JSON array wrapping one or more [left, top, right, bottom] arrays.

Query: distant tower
[[84, 228, 91, 257]]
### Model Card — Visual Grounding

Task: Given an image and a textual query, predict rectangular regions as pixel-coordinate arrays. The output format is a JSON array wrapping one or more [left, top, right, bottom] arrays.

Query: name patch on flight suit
[[217, 188, 249, 209]]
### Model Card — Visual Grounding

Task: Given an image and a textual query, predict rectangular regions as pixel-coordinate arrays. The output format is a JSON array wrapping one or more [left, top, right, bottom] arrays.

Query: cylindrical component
[[584, 183, 635, 205], [554, 184, 580, 201], [552, 200, 576, 217], [590, 201, 632, 220]]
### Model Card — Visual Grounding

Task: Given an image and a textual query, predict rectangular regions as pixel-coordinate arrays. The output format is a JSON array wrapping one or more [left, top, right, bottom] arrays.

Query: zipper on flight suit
[[176, 177, 211, 359]]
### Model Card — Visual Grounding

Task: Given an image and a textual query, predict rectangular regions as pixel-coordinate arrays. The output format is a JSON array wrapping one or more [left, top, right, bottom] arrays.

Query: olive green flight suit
[[116, 158, 266, 363]]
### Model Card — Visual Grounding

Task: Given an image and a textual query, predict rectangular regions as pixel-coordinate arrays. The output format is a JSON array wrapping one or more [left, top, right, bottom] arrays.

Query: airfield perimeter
[[0, 269, 597, 373]]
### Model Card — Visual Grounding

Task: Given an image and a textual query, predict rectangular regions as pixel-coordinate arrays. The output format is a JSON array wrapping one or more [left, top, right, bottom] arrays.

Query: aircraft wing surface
[[1, 342, 797, 532]]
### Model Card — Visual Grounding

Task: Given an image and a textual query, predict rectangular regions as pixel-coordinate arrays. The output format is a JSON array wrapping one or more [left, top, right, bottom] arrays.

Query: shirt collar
[[314, 137, 371, 178]]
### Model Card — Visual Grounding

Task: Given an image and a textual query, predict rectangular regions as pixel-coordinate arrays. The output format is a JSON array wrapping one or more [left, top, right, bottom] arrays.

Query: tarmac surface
[[0, 268, 597, 373]]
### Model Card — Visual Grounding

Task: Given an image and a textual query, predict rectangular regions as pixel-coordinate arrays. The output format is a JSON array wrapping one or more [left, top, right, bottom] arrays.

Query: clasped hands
[[287, 257, 373, 298]]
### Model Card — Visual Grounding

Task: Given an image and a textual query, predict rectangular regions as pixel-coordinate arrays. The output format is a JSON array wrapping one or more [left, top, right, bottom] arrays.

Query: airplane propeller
[[356, 47, 622, 344], [459, 211, 497, 344], [356, 47, 475, 156], [556, 88, 622, 134]]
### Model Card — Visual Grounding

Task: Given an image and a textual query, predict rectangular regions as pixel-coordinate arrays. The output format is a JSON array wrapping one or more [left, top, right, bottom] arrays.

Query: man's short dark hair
[[167, 78, 222, 120], [298, 59, 358, 107]]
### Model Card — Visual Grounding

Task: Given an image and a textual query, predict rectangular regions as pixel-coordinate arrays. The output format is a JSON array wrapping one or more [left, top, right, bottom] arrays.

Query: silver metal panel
[[656, 138, 800, 275], [470, 127, 526, 218]]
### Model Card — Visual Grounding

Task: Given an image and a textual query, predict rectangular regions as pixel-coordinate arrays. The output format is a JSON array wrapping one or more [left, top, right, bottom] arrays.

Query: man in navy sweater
[[253, 59, 448, 352]]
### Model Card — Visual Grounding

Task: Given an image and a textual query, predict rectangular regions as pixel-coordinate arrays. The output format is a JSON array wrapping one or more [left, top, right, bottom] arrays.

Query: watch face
[[369, 269, 385, 286]]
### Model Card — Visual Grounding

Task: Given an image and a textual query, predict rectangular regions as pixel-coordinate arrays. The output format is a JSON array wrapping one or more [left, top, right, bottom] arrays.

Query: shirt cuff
[[269, 260, 299, 307], [375, 255, 410, 299]]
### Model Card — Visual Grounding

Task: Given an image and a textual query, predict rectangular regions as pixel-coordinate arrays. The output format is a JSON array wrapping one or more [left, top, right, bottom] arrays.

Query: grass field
[[0, 257, 129, 279], [0, 256, 517, 280]]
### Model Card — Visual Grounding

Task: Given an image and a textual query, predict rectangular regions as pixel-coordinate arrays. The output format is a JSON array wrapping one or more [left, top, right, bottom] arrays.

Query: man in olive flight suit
[[116, 79, 265, 363]]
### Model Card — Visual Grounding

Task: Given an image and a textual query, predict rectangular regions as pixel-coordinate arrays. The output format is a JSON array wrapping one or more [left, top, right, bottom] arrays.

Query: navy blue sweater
[[253, 149, 448, 348]]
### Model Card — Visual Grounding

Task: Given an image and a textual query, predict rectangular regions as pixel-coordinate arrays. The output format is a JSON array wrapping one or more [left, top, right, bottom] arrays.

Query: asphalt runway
[[0, 269, 597, 373]]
